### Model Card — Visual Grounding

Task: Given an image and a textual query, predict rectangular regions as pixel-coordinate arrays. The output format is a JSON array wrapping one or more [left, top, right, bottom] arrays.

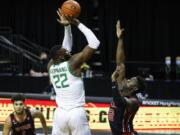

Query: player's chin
[[16, 110, 24, 115]]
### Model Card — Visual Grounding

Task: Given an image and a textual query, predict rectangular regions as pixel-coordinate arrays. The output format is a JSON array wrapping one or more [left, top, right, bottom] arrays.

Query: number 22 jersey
[[49, 61, 85, 110]]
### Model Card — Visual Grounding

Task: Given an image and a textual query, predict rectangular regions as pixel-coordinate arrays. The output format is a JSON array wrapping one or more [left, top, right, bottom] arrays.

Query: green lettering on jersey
[[50, 67, 67, 74], [53, 73, 69, 89]]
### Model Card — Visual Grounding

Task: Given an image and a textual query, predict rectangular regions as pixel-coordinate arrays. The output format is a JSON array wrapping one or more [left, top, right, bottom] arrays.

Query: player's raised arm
[[116, 20, 125, 65], [68, 18, 100, 70], [48, 9, 73, 71], [57, 8, 73, 52], [112, 20, 125, 82]]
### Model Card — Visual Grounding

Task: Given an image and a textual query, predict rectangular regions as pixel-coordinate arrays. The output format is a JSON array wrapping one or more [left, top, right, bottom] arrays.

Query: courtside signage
[[0, 98, 180, 130]]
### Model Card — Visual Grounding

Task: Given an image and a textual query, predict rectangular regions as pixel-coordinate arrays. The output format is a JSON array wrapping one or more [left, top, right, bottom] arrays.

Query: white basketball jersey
[[49, 61, 85, 110]]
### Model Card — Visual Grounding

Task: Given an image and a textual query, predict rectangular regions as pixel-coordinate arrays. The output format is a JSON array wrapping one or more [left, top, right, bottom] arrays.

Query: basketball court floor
[[0, 126, 180, 135]]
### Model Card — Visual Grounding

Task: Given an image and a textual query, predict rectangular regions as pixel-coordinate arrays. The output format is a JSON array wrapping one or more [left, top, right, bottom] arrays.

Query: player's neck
[[14, 110, 26, 122]]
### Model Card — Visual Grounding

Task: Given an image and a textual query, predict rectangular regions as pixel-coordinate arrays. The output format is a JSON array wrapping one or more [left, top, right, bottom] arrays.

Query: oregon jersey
[[49, 61, 85, 110]]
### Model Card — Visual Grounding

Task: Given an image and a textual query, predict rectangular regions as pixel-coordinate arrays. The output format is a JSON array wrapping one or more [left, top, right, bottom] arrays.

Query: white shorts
[[52, 107, 91, 135]]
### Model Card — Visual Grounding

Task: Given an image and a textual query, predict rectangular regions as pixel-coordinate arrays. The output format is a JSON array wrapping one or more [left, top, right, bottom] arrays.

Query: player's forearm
[[3, 119, 11, 135], [77, 23, 100, 49], [116, 37, 125, 65], [112, 82, 125, 107], [2, 130, 9, 135], [3, 127, 11, 135], [62, 25, 73, 52]]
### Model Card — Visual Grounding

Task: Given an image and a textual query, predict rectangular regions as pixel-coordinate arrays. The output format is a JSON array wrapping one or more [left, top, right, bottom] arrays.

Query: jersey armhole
[[48, 64, 52, 75], [67, 61, 79, 77]]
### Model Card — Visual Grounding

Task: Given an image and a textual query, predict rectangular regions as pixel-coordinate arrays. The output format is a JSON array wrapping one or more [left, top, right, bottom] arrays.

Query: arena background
[[0, 0, 180, 135], [0, 0, 180, 76]]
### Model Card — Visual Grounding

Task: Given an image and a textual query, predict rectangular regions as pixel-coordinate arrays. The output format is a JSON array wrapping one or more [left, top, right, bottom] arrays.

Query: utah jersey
[[49, 61, 85, 110], [10, 109, 35, 135]]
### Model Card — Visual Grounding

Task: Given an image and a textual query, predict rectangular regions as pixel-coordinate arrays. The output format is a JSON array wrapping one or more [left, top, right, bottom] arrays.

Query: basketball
[[61, 0, 81, 18]]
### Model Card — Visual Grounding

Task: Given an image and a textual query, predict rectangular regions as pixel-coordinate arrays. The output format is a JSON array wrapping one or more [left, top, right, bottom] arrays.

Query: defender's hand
[[116, 20, 124, 39]]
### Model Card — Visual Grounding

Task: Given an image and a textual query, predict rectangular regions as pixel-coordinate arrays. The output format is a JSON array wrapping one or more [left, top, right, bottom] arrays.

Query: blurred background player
[[108, 20, 146, 135], [29, 51, 49, 77], [3, 94, 47, 135], [47, 8, 100, 135]]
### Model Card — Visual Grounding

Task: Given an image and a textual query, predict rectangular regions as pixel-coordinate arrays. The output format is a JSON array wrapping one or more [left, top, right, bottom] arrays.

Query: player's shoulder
[[4, 115, 12, 126], [115, 79, 126, 86]]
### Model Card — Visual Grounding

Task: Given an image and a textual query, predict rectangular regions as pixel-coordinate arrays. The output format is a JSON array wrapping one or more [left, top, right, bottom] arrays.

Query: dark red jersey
[[10, 109, 36, 135]]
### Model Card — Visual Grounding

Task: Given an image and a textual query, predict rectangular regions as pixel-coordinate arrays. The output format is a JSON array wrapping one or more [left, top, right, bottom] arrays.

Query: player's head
[[126, 76, 145, 93], [39, 51, 48, 60], [11, 94, 25, 115], [49, 45, 71, 63]]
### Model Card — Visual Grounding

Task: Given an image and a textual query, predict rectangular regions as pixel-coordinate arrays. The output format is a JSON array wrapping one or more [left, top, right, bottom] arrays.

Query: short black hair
[[49, 45, 71, 62], [11, 94, 25, 103], [136, 76, 146, 92], [49, 45, 62, 60]]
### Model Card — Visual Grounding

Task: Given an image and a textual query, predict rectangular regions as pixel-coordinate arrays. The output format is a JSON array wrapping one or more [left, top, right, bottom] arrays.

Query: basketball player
[[3, 94, 47, 135], [47, 9, 100, 135], [108, 20, 146, 135]]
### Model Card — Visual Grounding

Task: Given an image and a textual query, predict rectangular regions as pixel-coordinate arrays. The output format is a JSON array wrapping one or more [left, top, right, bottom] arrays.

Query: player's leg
[[128, 113, 138, 135], [123, 107, 131, 133], [108, 107, 123, 135], [69, 107, 91, 135], [52, 108, 69, 135], [128, 99, 139, 135], [108, 101, 126, 135], [123, 97, 140, 135]]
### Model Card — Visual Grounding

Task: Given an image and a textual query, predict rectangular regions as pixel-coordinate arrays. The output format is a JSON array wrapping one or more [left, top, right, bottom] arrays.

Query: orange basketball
[[61, 0, 81, 18]]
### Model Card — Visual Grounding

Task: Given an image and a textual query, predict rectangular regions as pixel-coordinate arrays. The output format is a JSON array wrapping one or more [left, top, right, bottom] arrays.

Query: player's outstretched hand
[[65, 16, 80, 26], [116, 20, 124, 39], [57, 8, 70, 26]]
